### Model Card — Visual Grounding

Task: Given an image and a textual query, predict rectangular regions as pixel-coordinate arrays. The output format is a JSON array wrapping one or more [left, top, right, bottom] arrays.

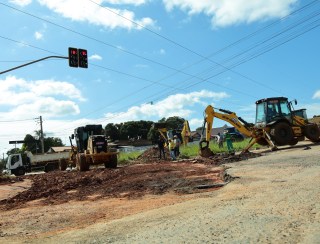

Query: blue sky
[[1, 0, 320, 155]]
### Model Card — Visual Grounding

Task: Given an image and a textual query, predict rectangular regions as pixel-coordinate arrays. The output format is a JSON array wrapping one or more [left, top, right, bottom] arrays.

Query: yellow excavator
[[152, 120, 190, 146], [181, 120, 191, 146], [199, 97, 320, 157]]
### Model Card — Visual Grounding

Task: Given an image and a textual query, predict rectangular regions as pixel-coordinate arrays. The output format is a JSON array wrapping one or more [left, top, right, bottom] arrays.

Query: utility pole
[[40, 116, 44, 153]]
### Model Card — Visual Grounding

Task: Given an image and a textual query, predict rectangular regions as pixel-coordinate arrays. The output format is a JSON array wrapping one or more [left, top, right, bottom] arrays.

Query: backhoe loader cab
[[255, 97, 293, 128], [255, 97, 320, 146]]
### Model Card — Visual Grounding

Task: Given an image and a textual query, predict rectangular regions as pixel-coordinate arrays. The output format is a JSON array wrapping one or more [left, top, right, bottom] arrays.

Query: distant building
[[191, 124, 229, 141]]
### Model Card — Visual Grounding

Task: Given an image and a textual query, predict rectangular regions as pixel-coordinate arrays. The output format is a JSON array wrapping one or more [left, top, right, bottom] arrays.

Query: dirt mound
[[0, 161, 226, 210], [0, 174, 24, 185], [136, 146, 171, 162], [137, 147, 260, 165], [0, 149, 260, 210]]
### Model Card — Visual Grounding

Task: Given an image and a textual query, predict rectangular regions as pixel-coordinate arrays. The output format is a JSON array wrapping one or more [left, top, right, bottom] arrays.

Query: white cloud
[[38, 0, 155, 30], [312, 90, 320, 99], [106, 0, 148, 5], [89, 54, 102, 60], [0, 76, 84, 119], [102, 90, 229, 123], [9, 0, 32, 7], [34, 31, 43, 40], [163, 0, 298, 27]]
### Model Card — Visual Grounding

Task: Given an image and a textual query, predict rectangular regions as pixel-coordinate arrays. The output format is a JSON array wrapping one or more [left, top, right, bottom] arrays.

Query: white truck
[[5, 151, 70, 176]]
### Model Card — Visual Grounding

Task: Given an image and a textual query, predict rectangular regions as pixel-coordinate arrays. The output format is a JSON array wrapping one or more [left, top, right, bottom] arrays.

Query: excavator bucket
[[199, 140, 214, 157]]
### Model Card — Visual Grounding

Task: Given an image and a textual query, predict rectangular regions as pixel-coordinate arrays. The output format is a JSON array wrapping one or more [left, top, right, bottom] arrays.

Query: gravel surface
[[35, 142, 320, 243]]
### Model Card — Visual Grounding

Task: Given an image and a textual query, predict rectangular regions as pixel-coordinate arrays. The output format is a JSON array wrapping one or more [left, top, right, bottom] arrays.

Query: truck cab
[[5, 154, 27, 176]]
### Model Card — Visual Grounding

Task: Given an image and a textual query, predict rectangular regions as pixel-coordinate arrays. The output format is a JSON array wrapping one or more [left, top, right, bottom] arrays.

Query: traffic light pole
[[0, 56, 68, 75]]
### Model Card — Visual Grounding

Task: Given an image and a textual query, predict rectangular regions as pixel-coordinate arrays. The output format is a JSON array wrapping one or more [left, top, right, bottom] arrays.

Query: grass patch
[[118, 151, 143, 165], [117, 138, 262, 163], [180, 138, 262, 157]]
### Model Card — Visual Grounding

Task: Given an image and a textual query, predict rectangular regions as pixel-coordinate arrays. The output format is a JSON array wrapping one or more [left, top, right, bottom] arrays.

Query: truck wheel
[[271, 122, 294, 146], [14, 167, 25, 176], [59, 159, 67, 171], [105, 154, 117, 169], [76, 154, 89, 171], [304, 124, 320, 142]]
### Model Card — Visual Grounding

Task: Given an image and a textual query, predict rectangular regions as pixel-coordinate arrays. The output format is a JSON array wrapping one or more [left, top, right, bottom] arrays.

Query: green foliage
[[160, 116, 185, 130], [105, 123, 120, 141], [118, 151, 142, 165], [180, 138, 261, 157], [109, 121, 154, 140], [21, 133, 64, 154]]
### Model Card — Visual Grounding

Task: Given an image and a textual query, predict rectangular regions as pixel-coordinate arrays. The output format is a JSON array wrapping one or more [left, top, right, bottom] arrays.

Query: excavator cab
[[255, 97, 293, 128]]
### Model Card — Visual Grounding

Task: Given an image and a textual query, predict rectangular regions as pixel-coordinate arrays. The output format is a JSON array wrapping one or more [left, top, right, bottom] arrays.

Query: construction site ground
[[0, 141, 320, 243]]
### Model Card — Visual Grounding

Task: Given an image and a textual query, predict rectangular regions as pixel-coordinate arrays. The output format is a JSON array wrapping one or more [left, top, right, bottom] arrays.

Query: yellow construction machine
[[152, 120, 190, 145], [199, 97, 320, 157], [181, 120, 191, 146], [67, 124, 118, 171]]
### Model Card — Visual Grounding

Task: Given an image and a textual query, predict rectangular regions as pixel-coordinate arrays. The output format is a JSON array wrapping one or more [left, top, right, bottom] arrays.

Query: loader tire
[[59, 159, 67, 171], [105, 154, 117, 169], [304, 124, 320, 142], [289, 138, 298, 146], [271, 122, 294, 146], [76, 154, 89, 171]]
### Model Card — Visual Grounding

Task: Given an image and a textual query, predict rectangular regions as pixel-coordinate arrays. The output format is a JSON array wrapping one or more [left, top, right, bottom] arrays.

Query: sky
[[1, 0, 320, 156]]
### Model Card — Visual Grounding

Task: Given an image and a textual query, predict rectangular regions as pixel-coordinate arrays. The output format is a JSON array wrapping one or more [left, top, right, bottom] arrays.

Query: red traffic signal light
[[68, 47, 78, 68], [78, 49, 88, 68]]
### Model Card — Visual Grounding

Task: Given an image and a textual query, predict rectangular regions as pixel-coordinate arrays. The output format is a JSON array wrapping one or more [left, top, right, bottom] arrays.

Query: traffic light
[[78, 49, 88, 68], [68, 47, 78, 68]]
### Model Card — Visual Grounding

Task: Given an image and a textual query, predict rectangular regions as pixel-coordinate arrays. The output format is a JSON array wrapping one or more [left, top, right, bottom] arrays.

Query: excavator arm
[[181, 120, 191, 146], [199, 105, 276, 157]]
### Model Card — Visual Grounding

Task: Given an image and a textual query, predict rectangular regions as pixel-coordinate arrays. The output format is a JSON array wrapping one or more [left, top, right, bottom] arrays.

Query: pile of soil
[[0, 162, 225, 210], [136, 147, 260, 165], [0, 174, 23, 185], [0, 148, 260, 210]]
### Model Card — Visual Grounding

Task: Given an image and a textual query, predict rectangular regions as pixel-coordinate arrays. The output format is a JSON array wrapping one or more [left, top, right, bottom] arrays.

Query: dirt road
[[1, 142, 320, 243]]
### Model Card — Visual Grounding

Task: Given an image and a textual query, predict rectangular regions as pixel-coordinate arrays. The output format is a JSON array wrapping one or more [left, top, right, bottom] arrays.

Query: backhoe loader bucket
[[199, 140, 214, 157]]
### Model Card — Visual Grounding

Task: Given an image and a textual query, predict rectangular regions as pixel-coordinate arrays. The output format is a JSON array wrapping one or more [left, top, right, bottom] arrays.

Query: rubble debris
[[0, 148, 261, 210], [0, 162, 225, 210]]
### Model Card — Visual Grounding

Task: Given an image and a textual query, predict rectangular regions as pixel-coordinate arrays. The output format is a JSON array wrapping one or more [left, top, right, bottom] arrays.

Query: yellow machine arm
[[181, 120, 191, 146], [202, 105, 254, 140], [200, 105, 276, 156]]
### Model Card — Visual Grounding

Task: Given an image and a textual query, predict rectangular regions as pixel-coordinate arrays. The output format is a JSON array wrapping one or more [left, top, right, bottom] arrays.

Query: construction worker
[[224, 131, 234, 154], [157, 136, 166, 160], [168, 139, 176, 160], [173, 135, 181, 157]]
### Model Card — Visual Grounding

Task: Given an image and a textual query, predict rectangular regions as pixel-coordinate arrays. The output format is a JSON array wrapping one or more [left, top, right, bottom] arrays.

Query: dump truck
[[69, 124, 118, 171], [4, 151, 70, 176]]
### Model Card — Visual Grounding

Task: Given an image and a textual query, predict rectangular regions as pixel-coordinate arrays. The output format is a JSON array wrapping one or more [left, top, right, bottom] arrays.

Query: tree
[[21, 133, 64, 154], [164, 116, 185, 130], [43, 137, 64, 152], [21, 134, 39, 153], [105, 123, 120, 141], [116, 121, 154, 140]]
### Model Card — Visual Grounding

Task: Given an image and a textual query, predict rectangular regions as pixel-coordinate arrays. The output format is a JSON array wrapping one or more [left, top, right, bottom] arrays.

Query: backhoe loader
[[199, 97, 320, 157]]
